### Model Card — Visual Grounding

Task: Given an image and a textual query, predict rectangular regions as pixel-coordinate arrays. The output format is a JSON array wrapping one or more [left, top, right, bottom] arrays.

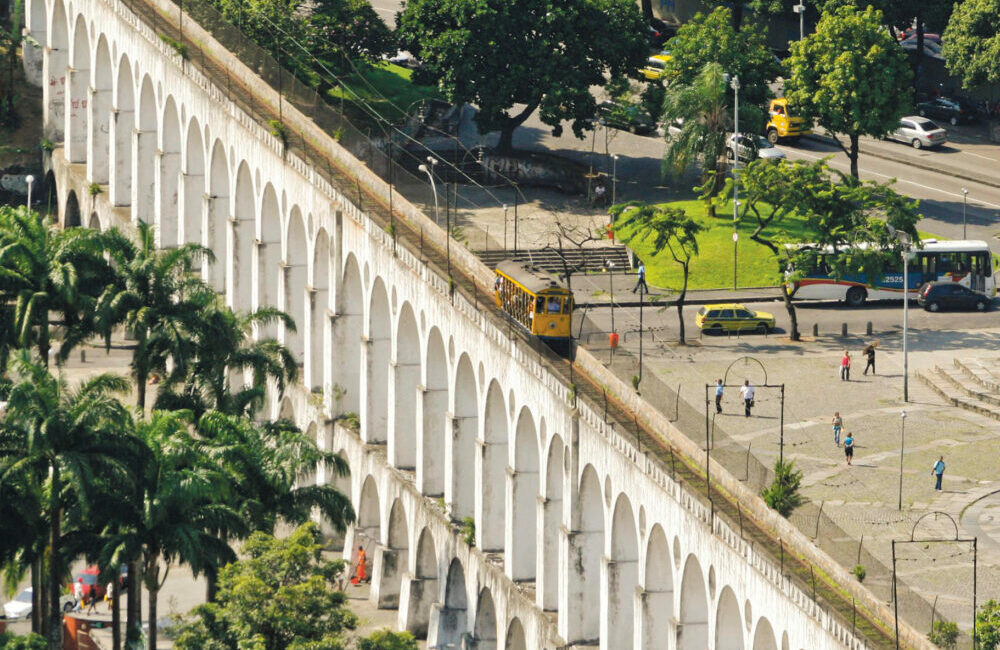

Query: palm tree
[[661, 62, 732, 217], [0, 206, 113, 368], [155, 304, 297, 419], [94, 410, 241, 650], [96, 222, 215, 410], [0, 353, 139, 650], [195, 411, 354, 599]]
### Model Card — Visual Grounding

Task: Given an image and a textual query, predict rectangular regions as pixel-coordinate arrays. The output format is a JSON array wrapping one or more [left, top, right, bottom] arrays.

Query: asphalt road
[[580, 297, 1000, 342]]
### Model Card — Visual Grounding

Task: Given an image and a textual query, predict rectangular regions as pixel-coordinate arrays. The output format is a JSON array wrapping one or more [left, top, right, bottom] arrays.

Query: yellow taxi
[[640, 54, 671, 81], [695, 303, 776, 334]]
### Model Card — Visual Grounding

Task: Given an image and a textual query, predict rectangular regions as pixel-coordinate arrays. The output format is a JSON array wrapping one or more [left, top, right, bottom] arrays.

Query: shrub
[[761, 459, 803, 517], [359, 629, 418, 650], [852, 564, 866, 582], [927, 620, 958, 648], [460, 517, 475, 547]]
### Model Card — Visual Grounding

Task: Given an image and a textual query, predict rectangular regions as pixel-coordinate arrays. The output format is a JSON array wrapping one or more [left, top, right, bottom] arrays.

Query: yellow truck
[[765, 98, 811, 143]]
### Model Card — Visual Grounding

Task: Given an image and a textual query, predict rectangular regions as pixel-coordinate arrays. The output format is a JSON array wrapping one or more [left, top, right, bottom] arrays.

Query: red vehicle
[[68, 566, 105, 601]]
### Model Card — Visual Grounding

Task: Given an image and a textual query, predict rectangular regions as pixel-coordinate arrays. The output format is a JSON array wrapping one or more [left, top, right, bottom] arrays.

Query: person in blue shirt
[[715, 379, 723, 414], [843, 433, 854, 465], [933, 456, 946, 490], [632, 261, 648, 294]]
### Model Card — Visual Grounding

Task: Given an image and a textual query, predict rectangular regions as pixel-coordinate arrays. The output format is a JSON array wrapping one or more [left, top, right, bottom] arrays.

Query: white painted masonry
[[25, 0, 936, 645]]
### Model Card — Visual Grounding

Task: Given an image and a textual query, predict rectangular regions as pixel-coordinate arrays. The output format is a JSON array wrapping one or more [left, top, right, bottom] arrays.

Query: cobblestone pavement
[[580, 324, 1000, 643]]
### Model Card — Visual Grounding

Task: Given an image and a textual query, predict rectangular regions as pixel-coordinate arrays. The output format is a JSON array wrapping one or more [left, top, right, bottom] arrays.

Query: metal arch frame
[[891, 512, 977, 649], [722, 355, 769, 387]]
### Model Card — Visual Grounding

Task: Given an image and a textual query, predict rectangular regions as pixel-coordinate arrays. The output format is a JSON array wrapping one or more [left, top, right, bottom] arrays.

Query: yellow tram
[[494, 262, 573, 353]]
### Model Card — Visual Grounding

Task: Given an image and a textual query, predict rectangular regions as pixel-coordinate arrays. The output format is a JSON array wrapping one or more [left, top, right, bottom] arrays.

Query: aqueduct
[[21, 0, 935, 645]]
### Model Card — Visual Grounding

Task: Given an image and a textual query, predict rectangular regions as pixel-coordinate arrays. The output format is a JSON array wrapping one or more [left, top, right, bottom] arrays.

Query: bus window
[[982, 254, 992, 277], [547, 297, 562, 314], [937, 254, 954, 275]]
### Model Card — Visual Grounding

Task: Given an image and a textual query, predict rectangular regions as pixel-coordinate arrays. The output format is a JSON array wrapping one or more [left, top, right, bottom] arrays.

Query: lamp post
[[901, 233, 911, 402], [793, 1, 805, 41], [607, 260, 616, 333], [730, 74, 740, 290], [611, 153, 619, 206], [418, 161, 440, 226], [898, 410, 907, 511], [503, 203, 509, 252], [25, 174, 35, 210], [962, 187, 969, 239]]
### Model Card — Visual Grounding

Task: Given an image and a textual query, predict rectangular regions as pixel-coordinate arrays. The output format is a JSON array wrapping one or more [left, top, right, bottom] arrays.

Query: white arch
[[207, 140, 229, 291], [232, 161, 254, 310], [569, 464, 603, 644], [541, 434, 563, 612], [642, 524, 673, 649], [364, 277, 390, 444], [111, 54, 134, 206], [181, 117, 204, 246], [419, 327, 447, 497], [752, 617, 778, 650], [402, 527, 438, 639], [308, 229, 331, 391], [508, 407, 539, 582], [256, 182, 281, 338], [449, 353, 477, 519], [356, 475, 380, 554], [607, 493, 639, 650], [678, 554, 709, 650], [479, 379, 507, 552], [66, 16, 89, 162], [333, 254, 363, 414], [135, 75, 157, 223], [474, 588, 498, 650], [433, 558, 468, 648], [158, 96, 181, 247], [283, 206, 307, 361], [377, 499, 409, 610], [716, 586, 744, 650], [45, 0, 68, 140], [88, 35, 113, 185], [390, 302, 419, 470], [505, 618, 527, 650]]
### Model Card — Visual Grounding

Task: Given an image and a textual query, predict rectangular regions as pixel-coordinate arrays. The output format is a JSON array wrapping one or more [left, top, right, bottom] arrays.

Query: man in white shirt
[[739, 380, 755, 417]]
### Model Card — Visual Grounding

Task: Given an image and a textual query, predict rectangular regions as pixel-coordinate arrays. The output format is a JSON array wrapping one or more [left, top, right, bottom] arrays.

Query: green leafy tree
[[611, 202, 702, 344], [927, 620, 958, 649], [94, 411, 242, 650], [662, 7, 780, 128], [942, 0, 1000, 93], [0, 206, 113, 368], [0, 354, 138, 650], [358, 630, 419, 650], [307, 0, 394, 73], [977, 600, 1000, 650], [154, 304, 297, 419], [721, 158, 801, 254], [0, 631, 47, 650], [397, 0, 648, 152], [761, 459, 803, 517], [661, 62, 731, 215], [784, 4, 912, 178], [173, 523, 358, 650]]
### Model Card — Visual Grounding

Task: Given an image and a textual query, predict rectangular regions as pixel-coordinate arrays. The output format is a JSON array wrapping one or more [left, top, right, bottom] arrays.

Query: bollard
[[866, 321, 873, 336], [841, 322, 848, 337], [80, 350, 86, 363], [812, 323, 818, 337]]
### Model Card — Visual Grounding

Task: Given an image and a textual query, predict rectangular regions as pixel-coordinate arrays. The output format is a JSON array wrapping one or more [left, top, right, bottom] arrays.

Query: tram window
[[563, 298, 573, 314], [547, 297, 562, 313], [535, 297, 545, 312]]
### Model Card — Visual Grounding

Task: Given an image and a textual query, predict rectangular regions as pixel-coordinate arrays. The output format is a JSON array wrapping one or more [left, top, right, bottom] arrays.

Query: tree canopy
[[942, 0, 1000, 91], [784, 4, 911, 178], [396, 0, 648, 151]]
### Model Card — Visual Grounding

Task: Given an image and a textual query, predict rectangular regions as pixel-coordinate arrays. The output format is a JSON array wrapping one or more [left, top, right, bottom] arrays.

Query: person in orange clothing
[[354, 545, 368, 584]]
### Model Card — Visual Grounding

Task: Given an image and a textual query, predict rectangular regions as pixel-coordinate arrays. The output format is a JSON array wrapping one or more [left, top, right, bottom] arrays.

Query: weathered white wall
[[31, 0, 937, 646]]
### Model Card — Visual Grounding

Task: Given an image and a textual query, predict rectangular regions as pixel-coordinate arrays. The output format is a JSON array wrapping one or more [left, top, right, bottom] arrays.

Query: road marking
[[962, 151, 999, 163], [793, 150, 1000, 209]]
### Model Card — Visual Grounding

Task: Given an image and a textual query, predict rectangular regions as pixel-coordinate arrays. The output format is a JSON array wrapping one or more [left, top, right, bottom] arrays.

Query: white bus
[[790, 239, 997, 306]]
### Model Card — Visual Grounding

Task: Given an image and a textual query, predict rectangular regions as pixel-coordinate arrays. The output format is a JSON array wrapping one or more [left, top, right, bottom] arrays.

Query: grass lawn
[[616, 199, 941, 291], [327, 63, 441, 125], [615, 199, 813, 290]]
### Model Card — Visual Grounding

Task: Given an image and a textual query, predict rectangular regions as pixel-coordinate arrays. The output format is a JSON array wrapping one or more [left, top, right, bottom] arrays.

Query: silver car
[[727, 134, 786, 162], [889, 116, 947, 149]]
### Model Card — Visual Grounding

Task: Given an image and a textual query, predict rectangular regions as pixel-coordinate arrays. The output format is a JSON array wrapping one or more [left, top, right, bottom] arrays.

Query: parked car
[[887, 116, 947, 149], [592, 100, 657, 135], [917, 282, 990, 312], [898, 29, 941, 45], [916, 97, 976, 125], [727, 134, 786, 162], [900, 38, 943, 60], [695, 303, 776, 334], [4, 588, 76, 619], [640, 54, 671, 81]]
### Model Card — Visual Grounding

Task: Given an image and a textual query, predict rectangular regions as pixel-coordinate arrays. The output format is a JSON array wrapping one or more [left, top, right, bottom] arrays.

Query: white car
[[888, 116, 947, 149], [3, 588, 76, 619], [727, 134, 786, 162]]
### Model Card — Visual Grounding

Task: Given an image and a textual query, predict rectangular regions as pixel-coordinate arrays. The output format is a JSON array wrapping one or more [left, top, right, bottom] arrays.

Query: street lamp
[[607, 260, 616, 334], [503, 203, 509, 252], [418, 161, 440, 226], [897, 410, 907, 510], [893, 228, 913, 402], [25, 174, 35, 210], [611, 153, 620, 206], [962, 187, 969, 239], [793, 1, 805, 41], [729, 74, 741, 291]]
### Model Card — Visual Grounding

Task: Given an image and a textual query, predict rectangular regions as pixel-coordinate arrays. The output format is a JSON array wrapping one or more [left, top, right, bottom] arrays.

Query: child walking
[[832, 412, 843, 446]]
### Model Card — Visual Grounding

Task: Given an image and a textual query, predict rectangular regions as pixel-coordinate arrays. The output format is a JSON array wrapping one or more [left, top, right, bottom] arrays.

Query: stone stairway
[[476, 246, 632, 275], [917, 357, 1000, 420]]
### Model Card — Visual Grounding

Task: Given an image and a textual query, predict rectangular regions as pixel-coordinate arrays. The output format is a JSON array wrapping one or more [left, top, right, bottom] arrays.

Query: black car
[[916, 97, 976, 126], [646, 19, 675, 49], [593, 101, 657, 135], [917, 281, 990, 312]]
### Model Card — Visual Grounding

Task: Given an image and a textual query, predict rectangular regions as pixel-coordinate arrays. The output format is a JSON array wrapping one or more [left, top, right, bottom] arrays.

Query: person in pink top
[[840, 350, 851, 381]]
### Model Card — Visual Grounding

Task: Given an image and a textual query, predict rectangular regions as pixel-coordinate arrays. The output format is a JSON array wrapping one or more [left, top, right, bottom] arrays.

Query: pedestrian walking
[[844, 433, 854, 465], [105, 582, 113, 612], [739, 380, 755, 417], [933, 456, 946, 490], [632, 261, 649, 294], [715, 379, 723, 414], [832, 412, 843, 446], [86, 587, 99, 615], [352, 545, 368, 585], [840, 350, 851, 381], [73, 578, 84, 612], [862, 342, 878, 375]]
